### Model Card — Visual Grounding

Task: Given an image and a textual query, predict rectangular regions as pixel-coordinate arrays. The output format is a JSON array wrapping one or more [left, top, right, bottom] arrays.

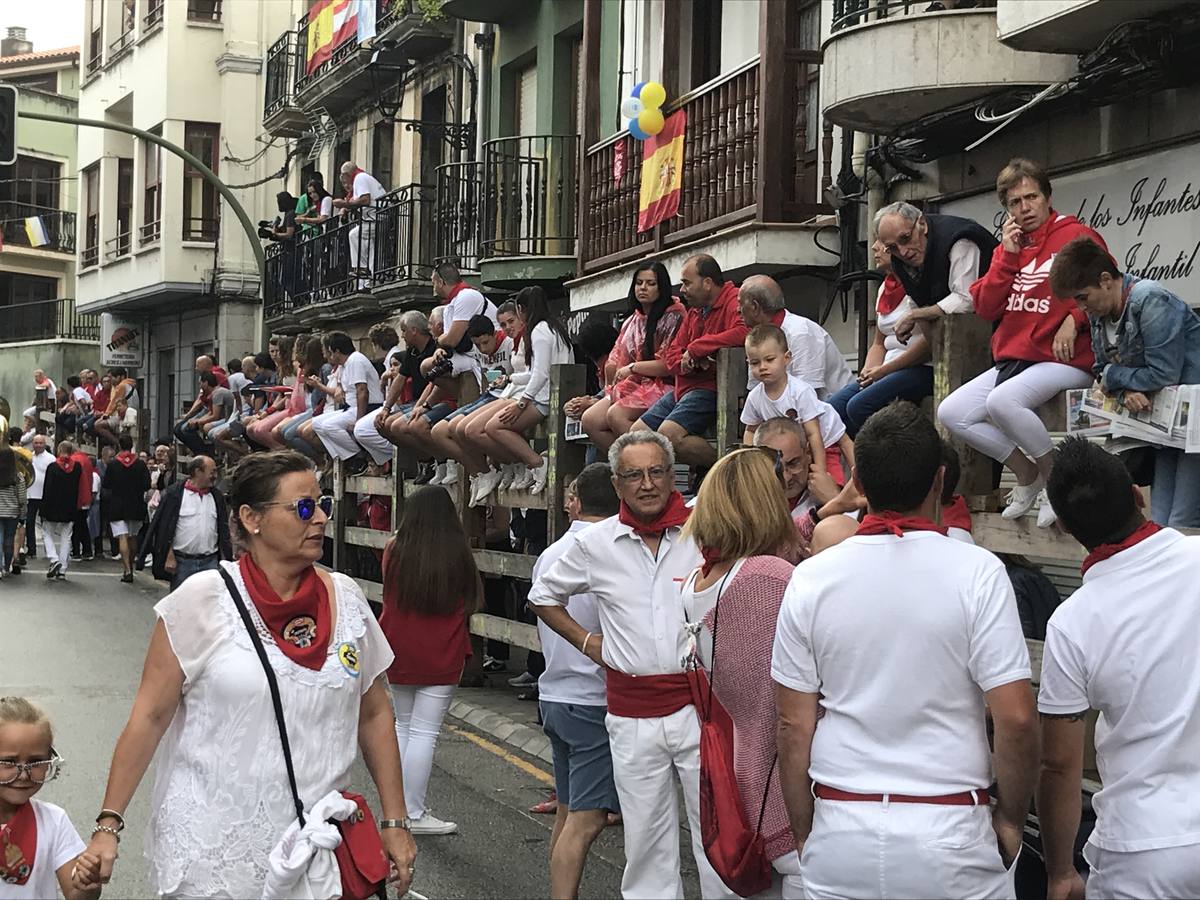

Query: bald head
[[738, 275, 786, 326], [195, 356, 213, 374]]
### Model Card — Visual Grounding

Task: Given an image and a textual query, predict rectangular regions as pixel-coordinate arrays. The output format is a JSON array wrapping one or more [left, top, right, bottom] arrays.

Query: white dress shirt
[[529, 514, 701, 676], [173, 489, 219, 555], [749, 311, 853, 400], [29, 450, 52, 500], [939, 240, 983, 315]]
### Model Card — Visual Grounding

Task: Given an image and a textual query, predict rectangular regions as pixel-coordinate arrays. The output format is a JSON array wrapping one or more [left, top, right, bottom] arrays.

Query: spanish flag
[[638, 110, 686, 233], [306, 0, 359, 75]]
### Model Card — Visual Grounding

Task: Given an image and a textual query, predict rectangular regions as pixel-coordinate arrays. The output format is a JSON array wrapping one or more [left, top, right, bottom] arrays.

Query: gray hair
[[753, 415, 807, 445], [398, 310, 430, 334], [873, 201, 922, 232], [739, 275, 785, 313], [340, 161, 358, 175], [608, 430, 675, 472], [429, 305, 444, 326]]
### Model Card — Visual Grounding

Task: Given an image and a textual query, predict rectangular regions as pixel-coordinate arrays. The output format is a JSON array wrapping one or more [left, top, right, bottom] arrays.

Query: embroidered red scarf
[[618, 491, 691, 537], [1081, 520, 1162, 575], [877, 274, 908, 316], [0, 802, 36, 885], [115, 451, 138, 468], [856, 511, 948, 537], [238, 554, 331, 670], [54, 455, 73, 473], [941, 495, 973, 533]]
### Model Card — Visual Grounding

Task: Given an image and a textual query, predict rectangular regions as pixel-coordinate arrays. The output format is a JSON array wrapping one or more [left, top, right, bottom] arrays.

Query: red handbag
[[333, 792, 389, 900]]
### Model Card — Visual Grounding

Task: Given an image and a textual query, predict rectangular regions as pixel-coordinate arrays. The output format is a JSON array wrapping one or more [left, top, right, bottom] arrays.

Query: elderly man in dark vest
[[876, 202, 997, 344]]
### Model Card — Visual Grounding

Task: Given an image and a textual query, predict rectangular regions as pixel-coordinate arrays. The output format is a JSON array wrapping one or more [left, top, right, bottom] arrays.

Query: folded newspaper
[[1066, 385, 1200, 453]]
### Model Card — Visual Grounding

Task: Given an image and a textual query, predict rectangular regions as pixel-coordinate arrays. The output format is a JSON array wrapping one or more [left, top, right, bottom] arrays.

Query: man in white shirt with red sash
[[529, 430, 733, 899], [1037, 437, 1200, 900], [772, 401, 1037, 898]]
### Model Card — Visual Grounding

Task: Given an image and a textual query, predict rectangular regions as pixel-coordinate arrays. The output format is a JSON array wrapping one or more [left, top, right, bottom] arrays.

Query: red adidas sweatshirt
[[969, 212, 1104, 373]]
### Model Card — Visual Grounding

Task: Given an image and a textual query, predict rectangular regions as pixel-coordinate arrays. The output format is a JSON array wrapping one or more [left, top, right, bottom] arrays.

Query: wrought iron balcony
[[263, 31, 307, 137], [373, 182, 437, 288], [435, 160, 483, 273], [1, 299, 99, 343], [482, 134, 578, 260], [0, 203, 77, 255]]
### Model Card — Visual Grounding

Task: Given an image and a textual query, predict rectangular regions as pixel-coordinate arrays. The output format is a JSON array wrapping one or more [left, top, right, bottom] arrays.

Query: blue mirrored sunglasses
[[258, 495, 334, 521]]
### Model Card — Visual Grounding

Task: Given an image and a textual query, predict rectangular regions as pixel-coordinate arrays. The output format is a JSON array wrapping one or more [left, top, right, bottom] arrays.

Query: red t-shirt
[[379, 602, 471, 685]]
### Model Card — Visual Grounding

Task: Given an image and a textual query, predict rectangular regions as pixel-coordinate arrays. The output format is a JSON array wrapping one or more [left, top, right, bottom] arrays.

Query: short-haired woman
[[379, 486, 481, 835], [83, 450, 417, 898], [1050, 236, 1200, 526], [680, 447, 802, 898]]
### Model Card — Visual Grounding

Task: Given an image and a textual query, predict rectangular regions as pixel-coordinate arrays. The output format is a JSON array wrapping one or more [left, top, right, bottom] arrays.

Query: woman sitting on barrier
[[294, 339, 341, 463], [244, 336, 298, 450], [463, 286, 573, 500], [566, 262, 685, 454]]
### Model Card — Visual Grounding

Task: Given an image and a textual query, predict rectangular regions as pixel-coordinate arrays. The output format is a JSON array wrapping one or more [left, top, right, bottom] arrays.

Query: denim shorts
[[422, 402, 457, 425], [540, 701, 620, 812], [640, 388, 717, 436], [446, 393, 497, 421]]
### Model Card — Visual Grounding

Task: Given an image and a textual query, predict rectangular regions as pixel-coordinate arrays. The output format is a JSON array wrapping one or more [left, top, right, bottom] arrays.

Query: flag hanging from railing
[[306, 0, 359, 75], [638, 110, 687, 233], [357, 0, 377, 43], [23, 216, 48, 248]]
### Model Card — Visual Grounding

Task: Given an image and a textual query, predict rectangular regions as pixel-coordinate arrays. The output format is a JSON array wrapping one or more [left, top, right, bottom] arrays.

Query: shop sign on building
[[101, 313, 146, 369]]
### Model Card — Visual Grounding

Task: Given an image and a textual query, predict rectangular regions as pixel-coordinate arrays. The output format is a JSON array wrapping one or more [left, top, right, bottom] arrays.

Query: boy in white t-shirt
[[740, 324, 855, 482]]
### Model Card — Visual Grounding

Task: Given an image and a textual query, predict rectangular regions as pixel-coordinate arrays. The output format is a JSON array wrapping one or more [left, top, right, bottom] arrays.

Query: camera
[[257, 219, 274, 239], [426, 355, 455, 381]]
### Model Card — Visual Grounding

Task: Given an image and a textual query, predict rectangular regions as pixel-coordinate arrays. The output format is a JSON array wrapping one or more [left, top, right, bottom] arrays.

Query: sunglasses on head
[[257, 495, 334, 521], [729, 444, 785, 483]]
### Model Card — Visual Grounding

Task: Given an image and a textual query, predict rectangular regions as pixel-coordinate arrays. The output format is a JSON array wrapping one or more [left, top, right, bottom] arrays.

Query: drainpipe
[[452, 19, 465, 163], [850, 128, 883, 367], [475, 23, 495, 161]]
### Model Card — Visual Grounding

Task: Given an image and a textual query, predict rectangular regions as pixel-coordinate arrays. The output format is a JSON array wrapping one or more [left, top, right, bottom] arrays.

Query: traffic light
[[0, 85, 16, 167]]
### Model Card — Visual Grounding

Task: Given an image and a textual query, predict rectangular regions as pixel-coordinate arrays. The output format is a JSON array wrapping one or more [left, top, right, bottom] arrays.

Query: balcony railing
[[264, 31, 299, 120], [294, 5, 365, 95], [144, 0, 164, 30], [105, 231, 131, 261], [0, 203, 77, 254], [140, 219, 161, 245], [482, 134, 578, 260], [2, 299, 100, 343], [376, 0, 417, 34], [831, 0, 995, 31], [373, 182, 436, 287], [436, 160, 484, 272], [108, 28, 134, 62]]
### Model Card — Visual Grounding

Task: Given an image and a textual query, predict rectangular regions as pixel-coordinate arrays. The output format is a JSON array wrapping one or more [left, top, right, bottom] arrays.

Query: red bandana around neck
[[238, 554, 331, 670], [115, 451, 138, 468], [877, 274, 908, 316], [54, 455, 73, 473], [941, 495, 973, 533], [184, 480, 209, 497], [699, 546, 726, 577], [445, 281, 469, 303], [0, 801, 37, 885], [856, 511, 948, 537], [618, 491, 691, 537], [1081, 520, 1162, 575]]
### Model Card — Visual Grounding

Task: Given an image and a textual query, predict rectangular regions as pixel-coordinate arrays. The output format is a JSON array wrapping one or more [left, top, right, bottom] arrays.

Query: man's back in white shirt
[[339, 350, 384, 412]]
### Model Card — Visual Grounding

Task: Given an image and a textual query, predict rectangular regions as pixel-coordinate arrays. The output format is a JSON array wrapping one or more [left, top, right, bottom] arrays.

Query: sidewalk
[[448, 652, 553, 766]]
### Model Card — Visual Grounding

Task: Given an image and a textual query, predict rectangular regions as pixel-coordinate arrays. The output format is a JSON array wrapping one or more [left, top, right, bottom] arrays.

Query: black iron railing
[[482, 134, 578, 259], [0, 203, 77, 254], [436, 160, 483, 272], [2, 299, 100, 343], [264, 240, 299, 321], [294, 8, 362, 95], [376, 0, 416, 33], [264, 31, 298, 120], [831, 0, 994, 31], [373, 182, 436, 287]]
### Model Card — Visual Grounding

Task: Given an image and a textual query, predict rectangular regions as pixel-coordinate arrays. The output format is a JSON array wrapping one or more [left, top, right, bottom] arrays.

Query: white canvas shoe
[[408, 813, 458, 835], [470, 467, 503, 506], [1001, 477, 1045, 519], [428, 462, 448, 485], [1036, 490, 1058, 528], [509, 465, 535, 492], [497, 463, 519, 491], [440, 460, 460, 486], [529, 458, 550, 495]]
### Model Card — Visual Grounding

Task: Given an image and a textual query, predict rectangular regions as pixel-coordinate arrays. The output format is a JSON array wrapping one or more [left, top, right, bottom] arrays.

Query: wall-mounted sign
[[101, 313, 145, 369], [940, 143, 1200, 302]]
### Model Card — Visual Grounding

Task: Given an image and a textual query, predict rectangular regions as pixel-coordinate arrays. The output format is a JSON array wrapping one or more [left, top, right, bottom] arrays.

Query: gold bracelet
[[580, 632, 592, 655], [97, 808, 125, 831]]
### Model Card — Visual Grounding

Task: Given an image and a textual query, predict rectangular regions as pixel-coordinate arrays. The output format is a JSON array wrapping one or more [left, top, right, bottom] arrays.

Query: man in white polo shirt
[[533, 462, 621, 900], [771, 401, 1036, 898], [333, 160, 386, 284], [1037, 437, 1200, 900], [530, 430, 734, 899], [310, 331, 383, 471]]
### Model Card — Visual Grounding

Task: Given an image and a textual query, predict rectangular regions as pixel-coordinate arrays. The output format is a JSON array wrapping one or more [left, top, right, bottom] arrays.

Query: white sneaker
[[428, 462, 448, 485], [441, 460, 460, 486], [408, 813, 458, 835], [509, 465, 535, 492], [497, 463, 519, 491], [1036, 490, 1058, 528], [470, 467, 503, 507], [529, 458, 550, 495], [1001, 477, 1045, 520]]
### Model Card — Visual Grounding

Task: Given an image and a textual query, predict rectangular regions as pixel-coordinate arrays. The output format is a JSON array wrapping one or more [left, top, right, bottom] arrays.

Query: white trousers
[[605, 707, 737, 900], [745, 850, 803, 900], [348, 222, 375, 274], [42, 520, 73, 571], [390, 683, 455, 819], [352, 410, 395, 466], [1084, 841, 1200, 899], [310, 407, 362, 461], [938, 363, 1094, 463], [800, 798, 1015, 899]]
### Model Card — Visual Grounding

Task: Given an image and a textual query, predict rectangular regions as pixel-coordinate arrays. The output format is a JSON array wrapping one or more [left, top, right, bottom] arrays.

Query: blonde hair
[[683, 449, 797, 560], [0, 697, 53, 744]]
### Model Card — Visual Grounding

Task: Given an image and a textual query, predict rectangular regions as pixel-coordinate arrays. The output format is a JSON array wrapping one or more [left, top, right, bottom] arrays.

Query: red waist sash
[[606, 670, 694, 719]]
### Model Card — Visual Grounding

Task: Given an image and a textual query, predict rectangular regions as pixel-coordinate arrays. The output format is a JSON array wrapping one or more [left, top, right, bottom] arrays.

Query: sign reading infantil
[[940, 144, 1200, 303], [101, 313, 145, 369]]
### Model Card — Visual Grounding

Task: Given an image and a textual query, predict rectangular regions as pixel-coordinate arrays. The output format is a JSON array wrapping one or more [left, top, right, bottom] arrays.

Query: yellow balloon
[[638, 108, 665, 137], [639, 81, 667, 110]]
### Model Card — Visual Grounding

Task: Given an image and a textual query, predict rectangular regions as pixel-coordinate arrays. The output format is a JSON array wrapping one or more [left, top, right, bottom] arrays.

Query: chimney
[[2, 27, 34, 58]]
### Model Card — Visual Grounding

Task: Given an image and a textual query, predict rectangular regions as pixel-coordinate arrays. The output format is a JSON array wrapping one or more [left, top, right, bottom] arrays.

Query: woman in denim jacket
[[1050, 236, 1200, 526]]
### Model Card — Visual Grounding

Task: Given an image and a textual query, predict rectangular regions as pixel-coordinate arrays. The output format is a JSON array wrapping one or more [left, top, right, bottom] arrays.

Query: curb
[[447, 696, 554, 766]]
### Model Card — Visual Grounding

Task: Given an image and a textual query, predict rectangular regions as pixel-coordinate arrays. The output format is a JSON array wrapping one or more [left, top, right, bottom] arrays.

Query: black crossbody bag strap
[[219, 566, 306, 827]]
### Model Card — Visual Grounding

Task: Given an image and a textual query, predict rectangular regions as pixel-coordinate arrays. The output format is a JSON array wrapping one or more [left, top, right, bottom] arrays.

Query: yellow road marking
[[446, 724, 555, 786]]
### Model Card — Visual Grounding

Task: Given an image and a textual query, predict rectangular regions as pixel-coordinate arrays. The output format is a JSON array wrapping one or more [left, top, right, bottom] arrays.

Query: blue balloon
[[628, 118, 650, 141], [630, 81, 647, 99]]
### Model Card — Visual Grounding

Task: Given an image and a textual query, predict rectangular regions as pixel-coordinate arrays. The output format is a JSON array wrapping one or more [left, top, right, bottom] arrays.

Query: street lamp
[[365, 47, 477, 154]]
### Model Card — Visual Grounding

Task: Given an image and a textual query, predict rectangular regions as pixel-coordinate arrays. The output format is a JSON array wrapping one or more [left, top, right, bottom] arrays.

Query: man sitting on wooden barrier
[[530, 430, 734, 899], [633, 254, 748, 471], [1037, 437, 1200, 900], [368, 310, 439, 471], [310, 330, 383, 475]]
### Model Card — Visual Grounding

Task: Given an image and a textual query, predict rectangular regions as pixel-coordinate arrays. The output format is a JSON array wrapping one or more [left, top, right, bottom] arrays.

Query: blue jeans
[[1151, 448, 1200, 527], [829, 366, 934, 437], [0, 518, 18, 571], [170, 552, 221, 592], [281, 410, 319, 459]]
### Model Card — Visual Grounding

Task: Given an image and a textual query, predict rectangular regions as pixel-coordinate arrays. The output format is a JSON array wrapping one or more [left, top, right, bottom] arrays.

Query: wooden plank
[[473, 548, 536, 581], [932, 314, 995, 496], [547, 364, 588, 542], [493, 487, 549, 510], [352, 576, 383, 602], [755, 0, 788, 223], [469, 613, 542, 652], [1027, 639, 1043, 685], [974, 513, 1085, 562], [345, 525, 389, 550], [716, 347, 749, 456], [345, 474, 394, 496]]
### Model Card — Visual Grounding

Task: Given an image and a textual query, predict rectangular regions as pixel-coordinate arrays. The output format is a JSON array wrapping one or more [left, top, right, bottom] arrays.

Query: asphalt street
[[0, 555, 701, 899]]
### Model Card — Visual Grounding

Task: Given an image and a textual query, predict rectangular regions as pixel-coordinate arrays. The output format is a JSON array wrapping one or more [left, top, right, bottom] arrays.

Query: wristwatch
[[517, 399, 528, 410], [380, 818, 412, 831]]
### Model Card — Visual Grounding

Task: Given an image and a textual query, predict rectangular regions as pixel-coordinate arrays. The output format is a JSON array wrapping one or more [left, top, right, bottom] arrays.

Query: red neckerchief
[[54, 455, 73, 473], [699, 546, 725, 577], [238, 554, 331, 671], [877, 274, 908, 316], [942, 495, 973, 533], [343, 168, 364, 198], [183, 480, 209, 497], [1081, 520, 1162, 576], [769, 309, 787, 328], [445, 281, 469, 303], [856, 511, 948, 537], [116, 451, 138, 468], [0, 801, 37, 885], [618, 491, 691, 537]]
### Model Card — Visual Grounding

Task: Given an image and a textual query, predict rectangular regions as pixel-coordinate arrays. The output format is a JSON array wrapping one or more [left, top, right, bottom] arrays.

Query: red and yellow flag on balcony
[[305, 0, 359, 75], [638, 110, 686, 233]]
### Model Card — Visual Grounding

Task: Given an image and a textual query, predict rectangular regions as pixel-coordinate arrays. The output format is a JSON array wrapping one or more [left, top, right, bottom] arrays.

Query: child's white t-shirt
[[0, 799, 85, 900], [740, 375, 846, 447]]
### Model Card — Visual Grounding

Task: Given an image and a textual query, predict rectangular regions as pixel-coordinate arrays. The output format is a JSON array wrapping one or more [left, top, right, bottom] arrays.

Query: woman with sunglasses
[[83, 451, 417, 899], [679, 448, 802, 897]]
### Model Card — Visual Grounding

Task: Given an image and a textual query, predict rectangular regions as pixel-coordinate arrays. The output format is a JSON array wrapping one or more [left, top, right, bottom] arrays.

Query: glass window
[[183, 122, 219, 241], [142, 126, 162, 243]]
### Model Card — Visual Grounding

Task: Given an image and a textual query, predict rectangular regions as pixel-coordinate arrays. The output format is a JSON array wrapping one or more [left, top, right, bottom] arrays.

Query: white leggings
[[938, 362, 1094, 463], [390, 683, 456, 819]]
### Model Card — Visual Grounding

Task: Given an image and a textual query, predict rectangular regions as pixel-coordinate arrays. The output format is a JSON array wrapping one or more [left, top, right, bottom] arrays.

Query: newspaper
[[1066, 385, 1200, 452]]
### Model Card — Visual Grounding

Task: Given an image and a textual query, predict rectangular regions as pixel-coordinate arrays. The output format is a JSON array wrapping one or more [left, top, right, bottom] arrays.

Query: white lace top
[[146, 561, 394, 898]]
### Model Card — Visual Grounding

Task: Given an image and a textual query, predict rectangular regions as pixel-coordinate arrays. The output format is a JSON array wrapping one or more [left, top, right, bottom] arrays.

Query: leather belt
[[814, 784, 989, 806], [173, 550, 219, 560]]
